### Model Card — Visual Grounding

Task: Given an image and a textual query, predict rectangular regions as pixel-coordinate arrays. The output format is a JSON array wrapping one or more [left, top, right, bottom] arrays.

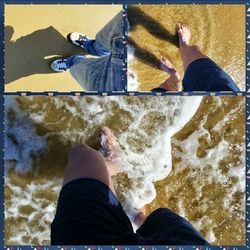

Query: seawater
[[128, 5, 245, 91], [4, 96, 245, 245]]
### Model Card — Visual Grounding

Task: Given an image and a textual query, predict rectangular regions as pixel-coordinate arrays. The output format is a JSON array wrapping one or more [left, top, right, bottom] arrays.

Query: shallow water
[[128, 5, 245, 91], [4, 96, 245, 245]]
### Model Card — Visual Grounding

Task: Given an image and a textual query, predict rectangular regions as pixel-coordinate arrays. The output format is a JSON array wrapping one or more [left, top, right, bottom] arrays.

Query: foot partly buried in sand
[[99, 126, 119, 176], [176, 23, 191, 48], [160, 57, 180, 81]]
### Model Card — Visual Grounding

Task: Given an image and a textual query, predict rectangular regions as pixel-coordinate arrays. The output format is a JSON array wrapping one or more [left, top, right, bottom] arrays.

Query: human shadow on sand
[[128, 38, 161, 69], [128, 6, 179, 70], [5, 26, 86, 84]]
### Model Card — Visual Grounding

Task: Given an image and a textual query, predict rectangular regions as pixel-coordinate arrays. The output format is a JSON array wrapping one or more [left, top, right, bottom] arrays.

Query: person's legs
[[50, 55, 85, 72], [134, 207, 147, 228], [68, 11, 122, 57], [68, 46, 124, 91], [68, 32, 111, 56], [65, 55, 85, 68], [63, 144, 117, 192], [95, 11, 123, 53], [136, 208, 210, 245], [66, 12, 124, 91], [177, 23, 239, 91], [51, 127, 143, 245], [98, 126, 120, 179], [63, 127, 119, 194], [177, 23, 207, 71], [51, 55, 114, 91], [152, 57, 181, 91]]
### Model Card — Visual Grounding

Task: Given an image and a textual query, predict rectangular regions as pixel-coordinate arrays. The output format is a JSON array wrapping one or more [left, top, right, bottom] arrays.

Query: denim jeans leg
[[65, 55, 85, 68], [69, 11, 124, 91], [94, 11, 123, 53], [83, 40, 111, 56], [82, 11, 122, 56], [69, 55, 112, 91]]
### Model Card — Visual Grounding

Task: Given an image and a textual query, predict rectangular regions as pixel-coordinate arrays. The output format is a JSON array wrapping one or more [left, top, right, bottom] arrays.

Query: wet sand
[[4, 5, 122, 92], [147, 96, 245, 245], [128, 5, 245, 91], [4, 96, 245, 245]]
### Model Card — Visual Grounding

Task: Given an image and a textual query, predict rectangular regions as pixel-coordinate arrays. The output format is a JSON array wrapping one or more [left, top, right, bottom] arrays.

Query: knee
[[68, 144, 104, 162], [71, 143, 89, 150], [69, 144, 94, 159], [70, 143, 89, 154]]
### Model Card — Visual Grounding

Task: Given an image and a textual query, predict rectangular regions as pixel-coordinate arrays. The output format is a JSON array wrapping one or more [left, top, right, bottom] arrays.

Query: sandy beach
[[128, 5, 245, 91], [4, 5, 122, 92], [4, 96, 245, 245]]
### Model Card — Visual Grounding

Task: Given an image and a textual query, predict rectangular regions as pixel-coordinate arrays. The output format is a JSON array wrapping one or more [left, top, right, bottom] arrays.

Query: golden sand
[[4, 96, 245, 245], [4, 5, 122, 92], [128, 5, 245, 91]]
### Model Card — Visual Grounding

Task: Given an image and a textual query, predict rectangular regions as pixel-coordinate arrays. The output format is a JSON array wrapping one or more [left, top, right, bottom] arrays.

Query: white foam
[[5, 177, 61, 245], [114, 96, 203, 209], [4, 97, 47, 174], [171, 96, 245, 242], [5, 96, 202, 209], [127, 44, 140, 91], [8, 96, 245, 245]]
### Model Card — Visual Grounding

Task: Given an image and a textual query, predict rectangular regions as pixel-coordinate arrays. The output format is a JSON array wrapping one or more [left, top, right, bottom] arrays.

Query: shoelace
[[77, 35, 88, 45], [57, 60, 67, 71], [58, 67, 67, 71]]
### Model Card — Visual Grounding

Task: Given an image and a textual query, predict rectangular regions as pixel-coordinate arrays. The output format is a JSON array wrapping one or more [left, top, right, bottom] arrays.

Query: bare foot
[[176, 23, 191, 48], [99, 126, 119, 176], [160, 56, 180, 81]]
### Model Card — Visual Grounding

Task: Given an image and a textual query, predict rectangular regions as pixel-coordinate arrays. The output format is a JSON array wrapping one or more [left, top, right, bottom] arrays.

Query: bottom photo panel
[[4, 95, 245, 246]]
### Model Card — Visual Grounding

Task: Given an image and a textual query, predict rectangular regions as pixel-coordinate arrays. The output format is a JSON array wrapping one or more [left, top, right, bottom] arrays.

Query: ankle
[[134, 211, 146, 227], [170, 70, 181, 82], [180, 40, 189, 50]]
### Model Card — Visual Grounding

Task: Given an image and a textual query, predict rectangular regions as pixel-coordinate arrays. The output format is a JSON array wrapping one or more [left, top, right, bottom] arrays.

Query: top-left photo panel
[[4, 4, 125, 93]]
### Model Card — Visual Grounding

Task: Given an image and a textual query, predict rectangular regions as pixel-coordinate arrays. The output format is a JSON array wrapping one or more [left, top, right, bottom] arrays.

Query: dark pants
[[51, 178, 209, 245], [152, 58, 240, 92]]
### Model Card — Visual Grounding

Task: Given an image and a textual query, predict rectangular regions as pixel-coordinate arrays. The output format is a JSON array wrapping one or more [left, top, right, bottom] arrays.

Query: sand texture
[[128, 5, 245, 91], [4, 5, 122, 92]]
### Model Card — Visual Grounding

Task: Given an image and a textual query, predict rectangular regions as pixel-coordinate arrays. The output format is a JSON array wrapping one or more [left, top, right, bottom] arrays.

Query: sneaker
[[68, 32, 91, 50], [50, 59, 69, 72]]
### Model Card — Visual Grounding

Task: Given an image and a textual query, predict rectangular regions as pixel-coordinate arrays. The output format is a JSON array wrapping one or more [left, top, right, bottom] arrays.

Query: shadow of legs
[[128, 6, 179, 46], [4, 25, 86, 84], [129, 38, 160, 70]]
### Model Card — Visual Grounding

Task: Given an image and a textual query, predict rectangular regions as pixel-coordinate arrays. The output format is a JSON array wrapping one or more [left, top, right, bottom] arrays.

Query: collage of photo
[[4, 4, 245, 92], [2, 2, 248, 249]]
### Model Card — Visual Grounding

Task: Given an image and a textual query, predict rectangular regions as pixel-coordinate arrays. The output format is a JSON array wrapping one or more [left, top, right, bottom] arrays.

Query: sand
[[4, 96, 245, 245], [128, 5, 245, 91], [4, 4, 122, 92]]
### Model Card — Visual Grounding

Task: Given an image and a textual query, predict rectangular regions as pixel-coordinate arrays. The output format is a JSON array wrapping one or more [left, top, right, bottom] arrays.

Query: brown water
[[4, 96, 245, 245], [128, 5, 245, 91]]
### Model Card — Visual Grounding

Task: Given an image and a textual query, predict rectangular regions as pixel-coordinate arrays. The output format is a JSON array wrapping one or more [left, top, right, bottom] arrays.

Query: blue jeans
[[66, 11, 124, 92]]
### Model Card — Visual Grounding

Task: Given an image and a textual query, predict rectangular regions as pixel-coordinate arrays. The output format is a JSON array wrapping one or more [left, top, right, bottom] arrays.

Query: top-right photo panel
[[127, 5, 245, 92]]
